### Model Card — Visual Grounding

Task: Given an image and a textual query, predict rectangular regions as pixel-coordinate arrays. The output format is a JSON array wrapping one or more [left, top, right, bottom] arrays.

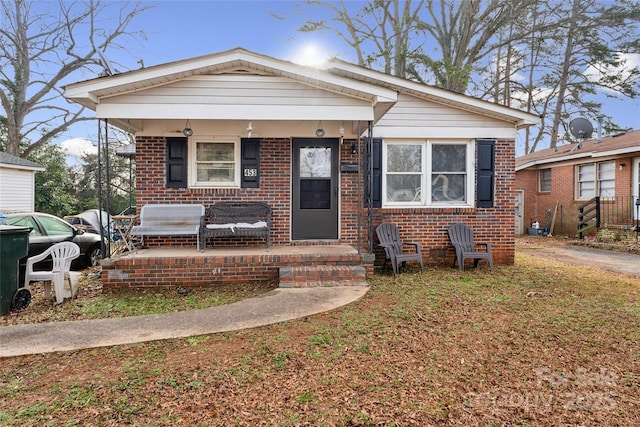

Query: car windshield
[[37, 215, 74, 236], [2, 215, 42, 236]]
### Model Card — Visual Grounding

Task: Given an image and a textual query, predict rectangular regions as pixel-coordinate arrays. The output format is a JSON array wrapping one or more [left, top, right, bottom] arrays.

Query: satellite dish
[[569, 118, 594, 139]]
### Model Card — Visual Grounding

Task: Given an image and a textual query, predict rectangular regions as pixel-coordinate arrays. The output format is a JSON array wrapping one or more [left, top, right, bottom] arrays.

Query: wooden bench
[[200, 201, 272, 250], [131, 204, 205, 250]]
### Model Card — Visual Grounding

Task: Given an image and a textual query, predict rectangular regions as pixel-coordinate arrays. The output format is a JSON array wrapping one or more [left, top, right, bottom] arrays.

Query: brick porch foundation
[[101, 246, 373, 290]]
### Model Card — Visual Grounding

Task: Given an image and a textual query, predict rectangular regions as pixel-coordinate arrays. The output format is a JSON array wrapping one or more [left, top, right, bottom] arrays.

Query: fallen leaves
[[1, 239, 640, 425]]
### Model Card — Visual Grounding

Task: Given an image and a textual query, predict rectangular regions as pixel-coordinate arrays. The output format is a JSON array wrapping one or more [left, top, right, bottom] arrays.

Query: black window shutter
[[476, 139, 496, 208], [241, 138, 261, 188], [166, 137, 187, 188], [365, 138, 382, 208]]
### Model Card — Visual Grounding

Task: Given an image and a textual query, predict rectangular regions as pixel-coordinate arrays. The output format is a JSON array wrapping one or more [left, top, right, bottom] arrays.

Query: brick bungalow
[[515, 130, 640, 237], [64, 48, 538, 287]]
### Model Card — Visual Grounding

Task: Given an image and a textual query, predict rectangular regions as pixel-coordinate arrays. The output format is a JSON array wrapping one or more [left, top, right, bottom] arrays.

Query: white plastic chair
[[23, 242, 80, 304]]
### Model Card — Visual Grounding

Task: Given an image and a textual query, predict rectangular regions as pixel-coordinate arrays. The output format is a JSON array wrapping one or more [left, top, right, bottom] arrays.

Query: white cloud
[[59, 138, 97, 158], [585, 52, 640, 94]]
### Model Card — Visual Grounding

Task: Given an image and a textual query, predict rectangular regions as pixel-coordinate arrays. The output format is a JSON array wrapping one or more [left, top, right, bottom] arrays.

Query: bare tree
[[296, 0, 427, 77], [411, 0, 534, 93], [294, 0, 640, 153], [510, 0, 640, 152], [295, 0, 533, 91], [0, 0, 150, 158]]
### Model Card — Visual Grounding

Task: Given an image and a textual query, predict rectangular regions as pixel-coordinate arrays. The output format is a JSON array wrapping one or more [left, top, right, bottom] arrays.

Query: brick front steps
[[278, 265, 368, 288]]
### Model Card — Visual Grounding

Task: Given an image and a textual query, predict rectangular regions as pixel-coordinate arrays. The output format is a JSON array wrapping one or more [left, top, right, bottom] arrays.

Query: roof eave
[[325, 60, 540, 128]]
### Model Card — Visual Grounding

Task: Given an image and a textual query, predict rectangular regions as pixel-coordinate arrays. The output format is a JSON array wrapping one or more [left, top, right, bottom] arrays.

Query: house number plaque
[[244, 168, 258, 177]]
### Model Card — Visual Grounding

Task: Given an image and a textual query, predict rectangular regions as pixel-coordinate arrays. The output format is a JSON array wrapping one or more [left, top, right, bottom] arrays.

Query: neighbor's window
[[576, 161, 615, 199], [383, 140, 472, 207], [539, 168, 552, 192], [194, 140, 239, 186]]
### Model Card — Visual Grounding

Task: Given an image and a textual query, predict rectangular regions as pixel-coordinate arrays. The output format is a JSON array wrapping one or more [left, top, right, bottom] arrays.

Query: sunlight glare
[[292, 43, 329, 66]]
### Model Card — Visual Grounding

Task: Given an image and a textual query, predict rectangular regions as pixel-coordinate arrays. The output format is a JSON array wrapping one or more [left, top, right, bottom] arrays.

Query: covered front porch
[[102, 245, 374, 290]]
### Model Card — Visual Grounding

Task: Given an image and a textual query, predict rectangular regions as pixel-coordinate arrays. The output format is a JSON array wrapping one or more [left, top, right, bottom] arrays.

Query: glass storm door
[[292, 138, 339, 239]]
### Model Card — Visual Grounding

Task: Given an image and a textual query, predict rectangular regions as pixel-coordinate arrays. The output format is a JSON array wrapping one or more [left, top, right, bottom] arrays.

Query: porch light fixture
[[182, 120, 193, 137], [315, 121, 325, 137], [247, 121, 253, 138]]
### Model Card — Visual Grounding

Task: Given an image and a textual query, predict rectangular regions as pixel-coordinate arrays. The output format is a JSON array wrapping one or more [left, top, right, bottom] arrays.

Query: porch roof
[[64, 48, 397, 126]]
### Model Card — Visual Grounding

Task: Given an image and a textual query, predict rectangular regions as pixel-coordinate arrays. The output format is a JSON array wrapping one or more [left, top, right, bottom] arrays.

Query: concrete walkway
[[0, 286, 368, 358]]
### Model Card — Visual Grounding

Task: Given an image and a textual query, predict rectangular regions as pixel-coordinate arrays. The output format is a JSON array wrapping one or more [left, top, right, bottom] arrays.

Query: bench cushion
[[206, 221, 267, 231], [200, 202, 272, 249]]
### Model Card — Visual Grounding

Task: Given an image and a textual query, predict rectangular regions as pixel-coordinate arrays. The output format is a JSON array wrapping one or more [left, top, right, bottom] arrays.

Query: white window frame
[[382, 139, 474, 208], [575, 160, 615, 200], [189, 137, 241, 188]]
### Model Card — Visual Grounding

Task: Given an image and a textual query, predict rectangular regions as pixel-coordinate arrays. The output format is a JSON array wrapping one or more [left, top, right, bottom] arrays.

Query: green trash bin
[[0, 225, 30, 315]]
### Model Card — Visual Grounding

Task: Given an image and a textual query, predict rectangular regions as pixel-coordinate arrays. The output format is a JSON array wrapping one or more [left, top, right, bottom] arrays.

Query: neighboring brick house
[[515, 130, 640, 237], [65, 48, 538, 268]]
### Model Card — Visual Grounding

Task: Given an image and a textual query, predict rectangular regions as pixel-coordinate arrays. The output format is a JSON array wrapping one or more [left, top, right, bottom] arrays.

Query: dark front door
[[292, 138, 339, 239]]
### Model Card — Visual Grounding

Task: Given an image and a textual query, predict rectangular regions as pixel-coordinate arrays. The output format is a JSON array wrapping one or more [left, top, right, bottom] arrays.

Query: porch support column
[[357, 120, 362, 255], [97, 119, 104, 258], [367, 120, 373, 254], [97, 119, 112, 258]]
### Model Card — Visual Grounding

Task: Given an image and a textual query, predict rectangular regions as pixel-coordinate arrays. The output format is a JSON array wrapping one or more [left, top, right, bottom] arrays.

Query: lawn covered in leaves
[[1, 246, 639, 426]]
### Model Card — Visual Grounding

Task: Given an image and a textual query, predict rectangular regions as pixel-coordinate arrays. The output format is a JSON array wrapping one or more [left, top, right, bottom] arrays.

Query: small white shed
[[0, 152, 44, 213]]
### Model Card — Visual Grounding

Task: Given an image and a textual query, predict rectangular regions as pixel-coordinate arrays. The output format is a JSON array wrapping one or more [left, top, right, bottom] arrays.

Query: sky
[[57, 0, 349, 159], [54, 0, 640, 160]]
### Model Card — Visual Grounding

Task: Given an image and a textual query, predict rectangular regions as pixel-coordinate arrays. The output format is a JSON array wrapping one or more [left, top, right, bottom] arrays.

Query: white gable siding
[[0, 167, 36, 212], [97, 75, 374, 121], [374, 93, 518, 139]]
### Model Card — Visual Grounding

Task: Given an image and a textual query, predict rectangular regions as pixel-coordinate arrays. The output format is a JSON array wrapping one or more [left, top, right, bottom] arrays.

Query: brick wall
[[516, 158, 634, 236], [136, 136, 293, 247], [367, 140, 515, 266], [135, 136, 516, 266]]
